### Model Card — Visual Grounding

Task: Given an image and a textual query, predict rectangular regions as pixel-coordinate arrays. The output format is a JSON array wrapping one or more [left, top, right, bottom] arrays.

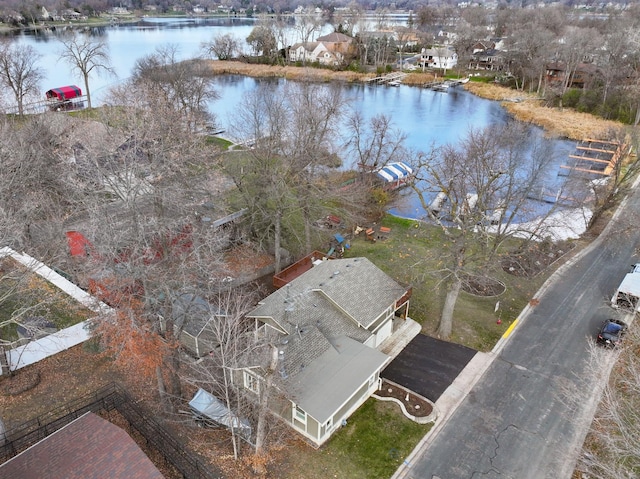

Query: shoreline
[[207, 60, 624, 142]]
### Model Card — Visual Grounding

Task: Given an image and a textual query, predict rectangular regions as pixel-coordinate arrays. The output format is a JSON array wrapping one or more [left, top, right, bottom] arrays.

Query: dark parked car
[[596, 318, 627, 347]]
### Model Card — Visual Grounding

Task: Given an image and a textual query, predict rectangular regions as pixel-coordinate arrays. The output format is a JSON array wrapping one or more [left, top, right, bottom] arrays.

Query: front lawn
[[283, 399, 431, 479], [345, 214, 553, 351]]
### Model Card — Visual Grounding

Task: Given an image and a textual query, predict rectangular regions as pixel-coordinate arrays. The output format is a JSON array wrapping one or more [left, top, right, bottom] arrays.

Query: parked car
[[596, 318, 627, 347]]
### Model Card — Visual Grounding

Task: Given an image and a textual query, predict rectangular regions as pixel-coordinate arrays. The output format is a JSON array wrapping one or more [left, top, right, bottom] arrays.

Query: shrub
[[371, 187, 389, 205], [561, 88, 581, 109]]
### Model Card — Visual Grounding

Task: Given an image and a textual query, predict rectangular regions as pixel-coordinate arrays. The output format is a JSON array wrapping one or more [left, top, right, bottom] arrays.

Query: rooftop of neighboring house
[[316, 32, 354, 43], [0, 412, 164, 479], [291, 41, 322, 51]]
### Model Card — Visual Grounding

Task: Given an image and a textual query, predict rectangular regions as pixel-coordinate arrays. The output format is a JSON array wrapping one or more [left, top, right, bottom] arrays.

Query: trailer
[[611, 263, 640, 312]]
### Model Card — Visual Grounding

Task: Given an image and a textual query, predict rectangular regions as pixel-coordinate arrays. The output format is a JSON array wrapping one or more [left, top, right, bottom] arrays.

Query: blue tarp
[[376, 162, 413, 183]]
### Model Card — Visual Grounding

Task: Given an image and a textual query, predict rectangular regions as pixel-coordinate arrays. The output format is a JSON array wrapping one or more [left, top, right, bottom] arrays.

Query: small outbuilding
[[161, 293, 226, 357]]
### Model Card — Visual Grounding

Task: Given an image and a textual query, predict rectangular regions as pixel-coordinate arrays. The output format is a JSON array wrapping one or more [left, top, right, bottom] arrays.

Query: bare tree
[[452, 20, 486, 77], [553, 26, 602, 96], [577, 328, 640, 478], [62, 90, 230, 402], [225, 83, 347, 269], [202, 33, 240, 60], [0, 116, 75, 251], [186, 287, 288, 465], [293, 7, 322, 46], [246, 23, 278, 60], [331, 2, 364, 36], [0, 42, 43, 115], [132, 45, 219, 132], [597, 21, 636, 107], [58, 32, 114, 108], [410, 124, 564, 339], [504, 20, 556, 93], [345, 112, 409, 171]]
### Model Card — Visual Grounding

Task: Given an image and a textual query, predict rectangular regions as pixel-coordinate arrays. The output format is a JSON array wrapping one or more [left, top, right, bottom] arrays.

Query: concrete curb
[[392, 173, 640, 479]]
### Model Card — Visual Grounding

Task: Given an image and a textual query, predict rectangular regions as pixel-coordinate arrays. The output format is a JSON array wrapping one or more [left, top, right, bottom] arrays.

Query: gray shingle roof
[[316, 32, 353, 43], [285, 335, 388, 424], [249, 257, 406, 330], [248, 257, 407, 422], [172, 293, 224, 337]]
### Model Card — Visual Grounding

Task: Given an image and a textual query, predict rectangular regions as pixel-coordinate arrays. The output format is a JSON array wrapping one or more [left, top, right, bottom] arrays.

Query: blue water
[[7, 18, 577, 221]]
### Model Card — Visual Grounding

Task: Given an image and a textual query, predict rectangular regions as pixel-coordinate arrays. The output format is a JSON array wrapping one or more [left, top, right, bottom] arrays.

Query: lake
[[8, 17, 577, 221]]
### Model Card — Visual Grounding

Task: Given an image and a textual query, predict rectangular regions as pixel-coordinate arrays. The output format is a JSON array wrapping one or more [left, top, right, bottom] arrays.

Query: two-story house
[[289, 32, 355, 66], [240, 257, 411, 446]]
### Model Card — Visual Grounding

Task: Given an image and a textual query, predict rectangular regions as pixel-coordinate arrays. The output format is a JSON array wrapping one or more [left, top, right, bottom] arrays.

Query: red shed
[[45, 85, 82, 102]]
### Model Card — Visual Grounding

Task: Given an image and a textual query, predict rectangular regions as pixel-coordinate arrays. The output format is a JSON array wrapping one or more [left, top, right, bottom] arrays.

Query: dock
[[423, 77, 469, 91], [559, 138, 628, 177], [364, 72, 407, 86]]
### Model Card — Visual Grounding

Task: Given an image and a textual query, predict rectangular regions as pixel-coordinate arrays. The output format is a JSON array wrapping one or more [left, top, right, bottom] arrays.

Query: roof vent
[[279, 367, 288, 379]]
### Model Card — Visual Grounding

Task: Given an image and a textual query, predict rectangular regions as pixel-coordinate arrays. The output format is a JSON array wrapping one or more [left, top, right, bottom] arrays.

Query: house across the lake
[[241, 257, 412, 446]]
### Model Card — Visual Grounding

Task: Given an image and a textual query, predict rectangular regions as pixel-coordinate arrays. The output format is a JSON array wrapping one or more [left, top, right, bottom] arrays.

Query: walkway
[[378, 317, 422, 359]]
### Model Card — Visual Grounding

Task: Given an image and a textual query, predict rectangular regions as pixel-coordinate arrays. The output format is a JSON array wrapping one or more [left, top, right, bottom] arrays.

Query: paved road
[[395, 188, 640, 479]]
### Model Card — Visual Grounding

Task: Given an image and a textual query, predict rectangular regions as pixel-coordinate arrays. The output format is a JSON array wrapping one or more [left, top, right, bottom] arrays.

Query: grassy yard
[[282, 399, 431, 479], [0, 258, 94, 343], [344, 214, 555, 351]]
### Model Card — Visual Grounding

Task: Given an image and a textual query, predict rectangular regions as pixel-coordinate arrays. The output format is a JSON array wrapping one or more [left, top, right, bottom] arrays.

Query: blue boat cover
[[376, 162, 413, 183]]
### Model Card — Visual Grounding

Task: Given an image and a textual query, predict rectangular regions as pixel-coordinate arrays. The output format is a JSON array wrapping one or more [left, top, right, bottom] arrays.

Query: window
[[243, 371, 259, 394], [321, 417, 333, 437], [293, 405, 307, 426]]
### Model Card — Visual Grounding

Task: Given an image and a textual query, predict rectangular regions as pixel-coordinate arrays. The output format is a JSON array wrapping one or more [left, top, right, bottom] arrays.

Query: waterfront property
[[241, 257, 412, 446]]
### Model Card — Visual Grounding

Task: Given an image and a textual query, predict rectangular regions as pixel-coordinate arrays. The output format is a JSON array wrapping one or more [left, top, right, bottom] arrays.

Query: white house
[[419, 46, 458, 71]]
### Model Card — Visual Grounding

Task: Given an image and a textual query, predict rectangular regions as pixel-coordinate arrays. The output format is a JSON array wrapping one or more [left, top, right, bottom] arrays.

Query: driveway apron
[[382, 334, 477, 402]]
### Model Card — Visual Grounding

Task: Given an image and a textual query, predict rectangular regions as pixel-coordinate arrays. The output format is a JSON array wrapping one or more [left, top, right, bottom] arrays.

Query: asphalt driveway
[[382, 334, 477, 402]]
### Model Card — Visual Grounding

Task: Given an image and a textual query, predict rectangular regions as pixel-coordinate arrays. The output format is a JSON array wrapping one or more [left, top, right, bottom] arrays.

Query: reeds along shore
[[206, 60, 623, 141], [464, 82, 623, 141]]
